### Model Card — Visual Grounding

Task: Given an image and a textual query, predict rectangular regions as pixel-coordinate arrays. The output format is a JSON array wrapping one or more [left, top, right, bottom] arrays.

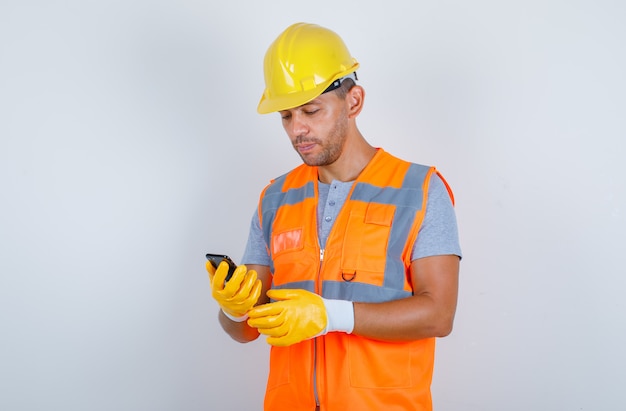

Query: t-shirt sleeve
[[241, 207, 271, 266], [412, 172, 462, 260]]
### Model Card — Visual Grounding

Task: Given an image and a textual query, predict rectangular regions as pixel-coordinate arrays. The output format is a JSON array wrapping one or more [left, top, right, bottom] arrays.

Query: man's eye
[[304, 109, 319, 116], [281, 114, 291, 120]]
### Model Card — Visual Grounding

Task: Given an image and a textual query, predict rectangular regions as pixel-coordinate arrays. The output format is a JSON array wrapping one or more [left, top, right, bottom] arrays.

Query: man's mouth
[[296, 143, 316, 153], [294, 137, 318, 153]]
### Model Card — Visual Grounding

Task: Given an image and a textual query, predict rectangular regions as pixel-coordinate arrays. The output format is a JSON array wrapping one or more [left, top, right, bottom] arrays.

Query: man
[[207, 22, 462, 411]]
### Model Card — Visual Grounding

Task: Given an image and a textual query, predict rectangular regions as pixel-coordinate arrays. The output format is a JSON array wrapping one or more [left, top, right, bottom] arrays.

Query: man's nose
[[289, 112, 309, 136]]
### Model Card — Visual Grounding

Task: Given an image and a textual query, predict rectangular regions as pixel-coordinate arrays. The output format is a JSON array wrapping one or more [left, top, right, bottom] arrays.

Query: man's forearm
[[218, 310, 260, 343], [352, 294, 456, 342], [352, 255, 460, 342]]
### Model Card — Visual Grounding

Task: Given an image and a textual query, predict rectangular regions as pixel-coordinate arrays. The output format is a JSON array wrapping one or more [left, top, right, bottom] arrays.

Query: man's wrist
[[323, 298, 355, 334], [221, 309, 249, 322]]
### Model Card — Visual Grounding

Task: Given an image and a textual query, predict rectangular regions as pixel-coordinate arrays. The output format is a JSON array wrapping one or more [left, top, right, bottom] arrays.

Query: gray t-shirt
[[242, 172, 462, 265]]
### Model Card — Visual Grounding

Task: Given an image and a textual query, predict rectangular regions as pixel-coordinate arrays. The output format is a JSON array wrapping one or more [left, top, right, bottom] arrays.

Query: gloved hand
[[247, 289, 354, 347], [206, 260, 262, 321]]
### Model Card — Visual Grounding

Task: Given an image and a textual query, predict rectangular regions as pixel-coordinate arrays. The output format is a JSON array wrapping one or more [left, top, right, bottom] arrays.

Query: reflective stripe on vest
[[260, 178, 316, 275]]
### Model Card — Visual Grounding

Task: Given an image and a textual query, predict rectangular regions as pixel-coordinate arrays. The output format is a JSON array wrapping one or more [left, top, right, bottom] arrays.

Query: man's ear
[[346, 85, 365, 118]]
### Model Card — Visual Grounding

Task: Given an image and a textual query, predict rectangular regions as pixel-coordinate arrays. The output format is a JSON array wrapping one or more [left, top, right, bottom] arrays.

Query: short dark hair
[[333, 78, 356, 100]]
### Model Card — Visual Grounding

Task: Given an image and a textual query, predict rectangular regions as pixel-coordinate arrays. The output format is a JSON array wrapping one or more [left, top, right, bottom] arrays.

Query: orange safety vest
[[258, 149, 453, 411]]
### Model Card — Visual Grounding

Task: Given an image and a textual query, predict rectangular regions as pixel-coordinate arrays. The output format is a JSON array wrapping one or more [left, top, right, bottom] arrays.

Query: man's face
[[278, 92, 348, 167]]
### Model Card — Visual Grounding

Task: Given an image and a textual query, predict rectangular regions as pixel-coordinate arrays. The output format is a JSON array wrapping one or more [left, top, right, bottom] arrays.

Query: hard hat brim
[[257, 85, 325, 114], [257, 64, 359, 114]]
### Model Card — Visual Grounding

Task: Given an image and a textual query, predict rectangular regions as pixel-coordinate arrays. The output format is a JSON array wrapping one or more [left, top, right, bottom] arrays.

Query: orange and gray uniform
[[258, 149, 454, 411]]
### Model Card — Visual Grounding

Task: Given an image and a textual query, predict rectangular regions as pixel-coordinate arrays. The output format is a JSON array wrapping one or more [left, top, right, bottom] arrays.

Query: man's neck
[[317, 144, 377, 184]]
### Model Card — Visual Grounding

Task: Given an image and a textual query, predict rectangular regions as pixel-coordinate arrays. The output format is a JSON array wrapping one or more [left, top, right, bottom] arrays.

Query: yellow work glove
[[247, 289, 354, 347], [206, 260, 262, 321]]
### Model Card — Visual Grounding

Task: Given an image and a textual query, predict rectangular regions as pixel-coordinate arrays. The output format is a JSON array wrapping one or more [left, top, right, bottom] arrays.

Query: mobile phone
[[205, 253, 237, 283]]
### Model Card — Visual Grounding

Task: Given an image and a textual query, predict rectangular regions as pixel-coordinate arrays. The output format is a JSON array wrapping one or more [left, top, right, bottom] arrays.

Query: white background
[[1, 1, 625, 410]]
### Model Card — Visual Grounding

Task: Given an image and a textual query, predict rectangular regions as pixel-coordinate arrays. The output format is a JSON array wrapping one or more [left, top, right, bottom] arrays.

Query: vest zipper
[[313, 342, 320, 409], [313, 243, 324, 409]]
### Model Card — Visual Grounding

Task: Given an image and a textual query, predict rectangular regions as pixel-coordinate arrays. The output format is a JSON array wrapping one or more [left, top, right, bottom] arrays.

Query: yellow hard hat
[[257, 23, 359, 114]]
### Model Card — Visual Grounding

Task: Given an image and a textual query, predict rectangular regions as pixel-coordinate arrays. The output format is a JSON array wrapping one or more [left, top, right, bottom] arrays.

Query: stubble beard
[[295, 110, 348, 167]]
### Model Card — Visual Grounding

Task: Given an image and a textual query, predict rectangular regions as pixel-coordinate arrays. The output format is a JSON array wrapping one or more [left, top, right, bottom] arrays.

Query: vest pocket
[[341, 204, 394, 283], [271, 227, 304, 256], [348, 336, 412, 388], [267, 346, 290, 389]]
